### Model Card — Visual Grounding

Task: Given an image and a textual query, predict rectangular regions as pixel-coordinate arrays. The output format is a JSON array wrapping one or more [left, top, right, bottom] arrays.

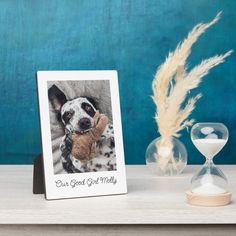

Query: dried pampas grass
[[152, 12, 232, 140], [152, 12, 232, 172]]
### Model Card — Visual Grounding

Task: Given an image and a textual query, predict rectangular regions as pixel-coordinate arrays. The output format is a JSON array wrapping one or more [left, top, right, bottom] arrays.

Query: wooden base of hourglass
[[186, 190, 232, 207]]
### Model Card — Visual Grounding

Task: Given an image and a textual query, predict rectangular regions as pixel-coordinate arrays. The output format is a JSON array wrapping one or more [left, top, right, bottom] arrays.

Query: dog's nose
[[79, 118, 91, 130]]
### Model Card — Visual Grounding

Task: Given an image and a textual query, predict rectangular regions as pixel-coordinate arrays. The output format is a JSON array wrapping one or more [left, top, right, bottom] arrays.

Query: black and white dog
[[48, 85, 116, 173]]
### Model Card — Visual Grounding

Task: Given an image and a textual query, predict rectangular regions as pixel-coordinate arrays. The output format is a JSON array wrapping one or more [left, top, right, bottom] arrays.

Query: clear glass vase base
[[145, 137, 187, 176]]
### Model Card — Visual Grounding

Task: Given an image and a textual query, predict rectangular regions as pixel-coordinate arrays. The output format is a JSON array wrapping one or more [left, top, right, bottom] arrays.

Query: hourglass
[[186, 123, 232, 206]]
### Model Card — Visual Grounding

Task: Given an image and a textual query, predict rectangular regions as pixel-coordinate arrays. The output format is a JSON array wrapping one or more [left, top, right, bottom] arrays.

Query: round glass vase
[[145, 137, 187, 176]]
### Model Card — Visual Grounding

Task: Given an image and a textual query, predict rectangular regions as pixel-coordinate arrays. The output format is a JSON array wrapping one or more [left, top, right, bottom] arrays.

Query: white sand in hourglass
[[192, 174, 226, 194], [193, 139, 227, 159]]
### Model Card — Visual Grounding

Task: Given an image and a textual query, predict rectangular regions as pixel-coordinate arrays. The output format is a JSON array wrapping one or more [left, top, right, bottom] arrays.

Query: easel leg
[[33, 154, 45, 194]]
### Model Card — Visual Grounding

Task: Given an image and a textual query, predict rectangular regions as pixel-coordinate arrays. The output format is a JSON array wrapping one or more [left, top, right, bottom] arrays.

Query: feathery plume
[[153, 12, 232, 139]]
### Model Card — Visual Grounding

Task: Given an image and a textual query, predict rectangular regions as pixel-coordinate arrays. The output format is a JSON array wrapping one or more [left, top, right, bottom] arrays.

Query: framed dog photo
[[37, 71, 127, 200]]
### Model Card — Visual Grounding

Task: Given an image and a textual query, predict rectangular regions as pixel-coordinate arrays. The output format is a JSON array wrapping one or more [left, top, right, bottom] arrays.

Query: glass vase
[[145, 136, 187, 176]]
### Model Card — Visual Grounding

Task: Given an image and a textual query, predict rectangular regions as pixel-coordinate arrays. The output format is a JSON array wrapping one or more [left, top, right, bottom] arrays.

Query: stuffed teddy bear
[[71, 111, 108, 162]]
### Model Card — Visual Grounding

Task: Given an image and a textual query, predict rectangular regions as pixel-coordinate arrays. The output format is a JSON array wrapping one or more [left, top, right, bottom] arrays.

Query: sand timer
[[186, 123, 231, 206]]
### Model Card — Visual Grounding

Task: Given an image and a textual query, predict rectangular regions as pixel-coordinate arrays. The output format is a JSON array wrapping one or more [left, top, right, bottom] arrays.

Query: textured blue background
[[0, 0, 235, 165]]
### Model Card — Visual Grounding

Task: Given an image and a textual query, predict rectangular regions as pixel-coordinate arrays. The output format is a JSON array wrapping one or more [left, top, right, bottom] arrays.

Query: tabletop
[[0, 165, 236, 225]]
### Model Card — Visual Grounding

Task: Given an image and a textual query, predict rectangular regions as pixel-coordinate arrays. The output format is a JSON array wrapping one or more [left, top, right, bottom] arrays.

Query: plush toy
[[71, 111, 108, 162]]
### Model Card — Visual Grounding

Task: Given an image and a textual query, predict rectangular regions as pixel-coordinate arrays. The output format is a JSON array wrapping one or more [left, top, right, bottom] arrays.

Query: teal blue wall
[[0, 0, 235, 164]]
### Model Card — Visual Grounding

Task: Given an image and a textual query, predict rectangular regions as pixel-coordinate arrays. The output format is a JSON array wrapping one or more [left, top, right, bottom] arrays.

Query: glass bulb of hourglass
[[190, 123, 228, 195]]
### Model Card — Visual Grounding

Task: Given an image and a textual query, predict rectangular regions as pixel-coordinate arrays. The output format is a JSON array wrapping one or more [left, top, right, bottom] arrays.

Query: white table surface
[[0, 165, 236, 225]]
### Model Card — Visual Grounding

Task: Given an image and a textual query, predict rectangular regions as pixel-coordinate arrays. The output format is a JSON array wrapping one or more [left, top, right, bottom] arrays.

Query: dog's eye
[[62, 111, 74, 123], [85, 105, 91, 111], [65, 111, 72, 118]]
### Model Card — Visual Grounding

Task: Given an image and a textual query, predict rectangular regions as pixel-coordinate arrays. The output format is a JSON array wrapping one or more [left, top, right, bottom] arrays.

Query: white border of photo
[[37, 70, 127, 200]]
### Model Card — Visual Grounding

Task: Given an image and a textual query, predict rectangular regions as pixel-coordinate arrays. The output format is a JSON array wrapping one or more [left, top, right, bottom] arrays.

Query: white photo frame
[[37, 71, 127, 200]]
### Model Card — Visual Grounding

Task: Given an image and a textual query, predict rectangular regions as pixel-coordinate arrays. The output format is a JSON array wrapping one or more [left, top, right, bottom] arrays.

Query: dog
[[48, 84, 116, 173]]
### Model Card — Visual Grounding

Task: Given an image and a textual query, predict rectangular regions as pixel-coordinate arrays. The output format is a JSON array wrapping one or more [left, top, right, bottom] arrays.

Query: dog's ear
[[48, 85, 67, 113], [86, 97, 98, 110]]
